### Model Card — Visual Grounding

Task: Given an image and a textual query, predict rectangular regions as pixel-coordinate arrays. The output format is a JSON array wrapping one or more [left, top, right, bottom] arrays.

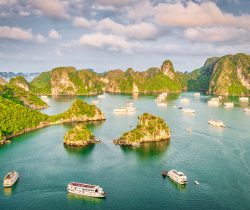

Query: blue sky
[[0, 0, 249, 73]]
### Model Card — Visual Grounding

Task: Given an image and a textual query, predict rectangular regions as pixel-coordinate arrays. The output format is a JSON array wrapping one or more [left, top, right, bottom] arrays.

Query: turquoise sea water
[[0, 93, 250, 210]]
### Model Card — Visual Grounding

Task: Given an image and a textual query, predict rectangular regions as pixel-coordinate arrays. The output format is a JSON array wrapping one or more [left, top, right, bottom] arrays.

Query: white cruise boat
[[126, 102, 134, 107], [244, 108, 250, 113], [194, 93, 200, 97], [113, 106, 136, 114], [97, 94, 105, 99], [208, 98, 221, 106], [3, 171, 19, 187], [239, 97, 249, 102], [156, 102, 167, 107], [208, 119, 225, 127], [224, 102, 234, 108], [155, 93, 168, 103], [181, 98, 190, 103], [167, 170, 187, 185], [126, 106, 136, 113], [67, 182, 106, 198], [182, 108, 195, 114], [113, 107, 127, 114]]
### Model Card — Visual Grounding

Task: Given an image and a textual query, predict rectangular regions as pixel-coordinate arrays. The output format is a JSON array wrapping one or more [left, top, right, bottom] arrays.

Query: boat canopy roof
[[69, 182, 99, 189]]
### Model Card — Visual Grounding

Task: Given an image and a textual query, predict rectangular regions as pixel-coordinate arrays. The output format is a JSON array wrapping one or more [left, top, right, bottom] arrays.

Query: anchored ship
[[239, 97, 249, 102], [181, 98, 190, 103], [224, 102, 234, 108], [208, 119, 225, 127], [182, 108, 195, 114], [3, 171, 19, 187], [208, 98, 221, 106], [167, 170, 188, 185], [67, 182, 106, 198]]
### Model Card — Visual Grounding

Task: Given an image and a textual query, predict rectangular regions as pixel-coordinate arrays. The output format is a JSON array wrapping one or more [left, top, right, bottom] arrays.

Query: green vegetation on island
[[64, 124, 98, 147], [180, 53, 250, 96], [105, 60, 182, 93], [114, 113, 171, 146], [0, 96, 50, 138], [5, 53, 250, 97], [30, 67, 105, 95], [50, 99, 105, 123], [0, 97, 105, 143], [0, 84, 48, 109], [9, 76, 30, 91]]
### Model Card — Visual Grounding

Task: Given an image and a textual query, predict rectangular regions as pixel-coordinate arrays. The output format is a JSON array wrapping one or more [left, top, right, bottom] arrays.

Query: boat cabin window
[[95, 189, 98, 192]]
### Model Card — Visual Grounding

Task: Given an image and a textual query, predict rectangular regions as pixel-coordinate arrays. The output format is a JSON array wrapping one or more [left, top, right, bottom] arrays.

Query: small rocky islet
[[113, 113, 171, 147], [63, 124, 99, 147]]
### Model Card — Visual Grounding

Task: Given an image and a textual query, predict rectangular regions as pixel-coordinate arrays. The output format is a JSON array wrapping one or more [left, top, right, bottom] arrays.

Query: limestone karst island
[[1, 1, 250, 210]]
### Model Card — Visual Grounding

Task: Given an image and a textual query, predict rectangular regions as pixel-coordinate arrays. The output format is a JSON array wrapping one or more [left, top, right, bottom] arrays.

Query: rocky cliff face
[[30, 67, 105, 95], [0, 77, 7, 85], [104, 60, 182, 94], [114, 113, 170, 146], [160, 60, 175, 79], [181, 53, 250, 96], [51, 67, 77, 95], [63, 124, 98, 147], [209, 53, 250, 96], [9, 76, 30, 91]]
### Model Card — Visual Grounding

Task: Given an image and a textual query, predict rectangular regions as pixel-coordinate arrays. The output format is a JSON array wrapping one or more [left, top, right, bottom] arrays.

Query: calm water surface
[[0, 93, 250, 210]]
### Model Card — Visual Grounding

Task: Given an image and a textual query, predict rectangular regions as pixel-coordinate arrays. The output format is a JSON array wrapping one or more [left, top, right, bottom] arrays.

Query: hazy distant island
[[0, 98, 105, 144], [2, 53, 248, 97], [64, 124, 99, 147], [113, 113, 171, 147]]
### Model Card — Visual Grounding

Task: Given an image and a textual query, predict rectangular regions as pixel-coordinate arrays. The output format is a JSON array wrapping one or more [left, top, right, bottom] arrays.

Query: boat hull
[[67, 189, 105, 198], [3, 172, 19, 188], [167, 170, 187, 185]]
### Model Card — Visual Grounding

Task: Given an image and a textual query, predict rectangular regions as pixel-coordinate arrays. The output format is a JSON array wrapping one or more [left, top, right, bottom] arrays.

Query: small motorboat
[[162, 170, 167, 177], [3, 171, 19, 187], [194, 180, 200, 185]]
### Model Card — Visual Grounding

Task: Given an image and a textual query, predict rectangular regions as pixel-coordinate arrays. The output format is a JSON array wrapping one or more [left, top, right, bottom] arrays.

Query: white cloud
[[19, 11, 30, 17], [96, 18, 158, 40], [184, 27, 248, 42], [73, 17, 96, 28], [92, 4, 115, 11], [127, 1, 154, 21], [155, 1, 250, 29], [35, 34, 46, 43], [0, 0, 16, 5], [78, 33, 132, 52], [48, 29, 61, 39], [28, 0, 70, 19], [95, 0, 135, 6], [0, 26, 33, 41]]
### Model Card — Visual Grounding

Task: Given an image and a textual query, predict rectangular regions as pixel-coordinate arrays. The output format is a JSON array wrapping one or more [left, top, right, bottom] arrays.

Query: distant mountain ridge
[[104, 60, 182, 93], [3, 53, 250, 96]]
